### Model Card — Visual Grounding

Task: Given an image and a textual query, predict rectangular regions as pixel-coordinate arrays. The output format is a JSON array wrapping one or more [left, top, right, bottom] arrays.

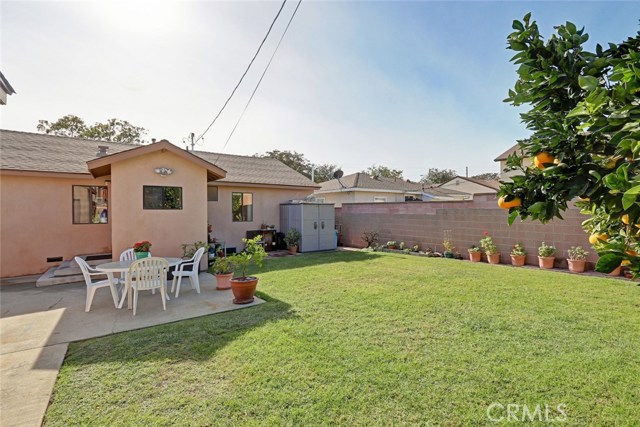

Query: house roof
[[494, 144, 522, 161], [0, 129, 318, 188], [439, 176, 501, 191], [0, 71, 16, 99], [317, 172, 424, 193], [87, 139, 227, 182]]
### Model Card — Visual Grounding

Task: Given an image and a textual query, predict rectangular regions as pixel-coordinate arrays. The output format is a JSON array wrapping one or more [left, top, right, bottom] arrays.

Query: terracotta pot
[[288, 245, 298, 254], [567, 259, 586, 273], [511, 255, 526, 267], [468, 251, 482, 262], [215, 273, 233, 290], [230, 276, 258, 304], [487, 253, 501, 264], [538, 256, 555, 269], [608, 266, 622, 277]]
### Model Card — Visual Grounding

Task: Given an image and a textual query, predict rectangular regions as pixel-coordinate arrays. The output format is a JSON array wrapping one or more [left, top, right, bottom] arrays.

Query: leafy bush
[[538, 242, 557, 257]]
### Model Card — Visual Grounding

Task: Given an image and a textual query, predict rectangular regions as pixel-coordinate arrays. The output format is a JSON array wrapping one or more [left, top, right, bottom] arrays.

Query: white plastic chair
[[127, 257, 169, 316], [171, 247, 205, 298], [75, 256, 120, 312]]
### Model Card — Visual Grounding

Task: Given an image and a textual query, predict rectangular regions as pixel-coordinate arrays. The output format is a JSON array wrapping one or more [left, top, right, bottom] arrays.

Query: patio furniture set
[[76, 247, 206, 315]]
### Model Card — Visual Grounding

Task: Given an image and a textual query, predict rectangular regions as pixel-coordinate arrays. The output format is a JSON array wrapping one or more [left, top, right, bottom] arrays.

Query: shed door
[[301, 204, 319, 252], [318, 204, 336, 250]]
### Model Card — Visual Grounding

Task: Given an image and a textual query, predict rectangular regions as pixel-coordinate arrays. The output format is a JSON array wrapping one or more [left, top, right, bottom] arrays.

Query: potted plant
[[442, 238, 455, 258], [480, 232, 500, 264], [538, 242, 557, 269], [567, 246, 588, 273], [284, 228, 301, 254], [133, 240, 152, 259], [386, 241, 398, 250], [209, 256, 233, 290], [228, 235, 267, 304], [468, 245, 482, 262], [510, 243, 527, 267]]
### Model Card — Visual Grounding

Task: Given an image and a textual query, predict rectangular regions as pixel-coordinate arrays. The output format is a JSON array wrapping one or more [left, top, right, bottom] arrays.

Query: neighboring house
[[494, 143, 532, 180], [438, 176, 500, 195], [313, 172, 470, 207], [0, 71, 16, 105], [0, 129, 318, 277]]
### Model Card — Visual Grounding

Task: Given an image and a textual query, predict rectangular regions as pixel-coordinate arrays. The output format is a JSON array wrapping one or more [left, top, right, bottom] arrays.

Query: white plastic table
[[95, 257, 182, 309]]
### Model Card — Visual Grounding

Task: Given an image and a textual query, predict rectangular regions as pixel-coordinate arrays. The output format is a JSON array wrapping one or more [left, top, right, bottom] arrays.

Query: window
[[232, 192, 253, 222], [314, 197, 325, 203], [373, 196, 387, 203], [207, 186, 219, 202], [73, 186, 108, 224], [143, 186, 182, 209]]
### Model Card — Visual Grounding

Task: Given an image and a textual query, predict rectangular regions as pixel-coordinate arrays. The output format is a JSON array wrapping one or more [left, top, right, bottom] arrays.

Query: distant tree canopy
[[37, 115, 147, 144], [420, 168, 457, 184], [472, 172, 500, 181], [257, 150, 339, 183], [363, 164, 403, 179]]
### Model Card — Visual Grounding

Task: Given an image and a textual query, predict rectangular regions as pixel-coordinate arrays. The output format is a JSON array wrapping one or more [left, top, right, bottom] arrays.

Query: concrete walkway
[[0, 274, 264, 427]]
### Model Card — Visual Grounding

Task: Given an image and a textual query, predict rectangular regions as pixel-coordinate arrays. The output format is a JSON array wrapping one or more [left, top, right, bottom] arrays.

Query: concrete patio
[[0, 273, 264, 427]]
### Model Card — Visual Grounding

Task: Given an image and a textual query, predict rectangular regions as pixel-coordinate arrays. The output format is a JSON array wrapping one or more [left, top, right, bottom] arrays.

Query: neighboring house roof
[[422, 186, 470, 198], [0, 71, 16, 105], [0, 129, 318, 188], [439, 176, 501, 192], [494, 144, 523, 162], [317, 172, 424, 193]]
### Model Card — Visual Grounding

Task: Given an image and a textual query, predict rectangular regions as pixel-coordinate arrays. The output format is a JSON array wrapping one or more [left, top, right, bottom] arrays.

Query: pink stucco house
[[0, 129, 318, 278]]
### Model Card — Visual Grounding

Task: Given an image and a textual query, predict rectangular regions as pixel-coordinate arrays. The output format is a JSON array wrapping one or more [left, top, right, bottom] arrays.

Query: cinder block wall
[[336, 194, 596, 267]]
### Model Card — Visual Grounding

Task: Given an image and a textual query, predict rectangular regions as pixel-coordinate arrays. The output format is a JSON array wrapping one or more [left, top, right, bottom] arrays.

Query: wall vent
[[46, 256, 63, 263]]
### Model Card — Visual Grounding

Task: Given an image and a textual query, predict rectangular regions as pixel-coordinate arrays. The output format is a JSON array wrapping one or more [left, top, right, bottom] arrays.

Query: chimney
[[151, 138, 157, 144], [96, 145, 109, 157]]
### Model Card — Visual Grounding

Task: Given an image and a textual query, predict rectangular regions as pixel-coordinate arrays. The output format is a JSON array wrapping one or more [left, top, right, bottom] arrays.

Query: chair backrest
[[128, 257, 169, 291], [120, 248, 136, 262], [74, 256, 94, 287], [192, 246, 206, 266]]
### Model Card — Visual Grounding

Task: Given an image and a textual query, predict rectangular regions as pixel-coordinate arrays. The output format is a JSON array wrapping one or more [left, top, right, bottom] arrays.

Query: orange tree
[[499, 13, 640, 274]]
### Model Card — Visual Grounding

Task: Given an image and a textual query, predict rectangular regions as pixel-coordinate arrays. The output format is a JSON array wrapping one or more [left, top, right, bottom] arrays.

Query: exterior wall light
[[154, 167, 174, 177]]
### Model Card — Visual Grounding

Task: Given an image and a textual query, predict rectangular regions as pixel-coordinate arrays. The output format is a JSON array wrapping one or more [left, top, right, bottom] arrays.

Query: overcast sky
[[1, 1, 638, 180]]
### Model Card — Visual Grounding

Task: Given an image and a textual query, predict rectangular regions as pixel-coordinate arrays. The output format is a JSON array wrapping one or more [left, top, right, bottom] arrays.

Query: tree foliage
[[37, 115, 147, 144], [472, 172, 499, 181], [363, 164, 403, 179], [499, 13, 640, 274], [420, 168, 457, 184], [258, 150, 338, 183]]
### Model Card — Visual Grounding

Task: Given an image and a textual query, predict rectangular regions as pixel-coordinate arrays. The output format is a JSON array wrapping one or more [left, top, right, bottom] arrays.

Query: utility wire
[[212, 0, 303, 164], [195, 0, 288, 145]]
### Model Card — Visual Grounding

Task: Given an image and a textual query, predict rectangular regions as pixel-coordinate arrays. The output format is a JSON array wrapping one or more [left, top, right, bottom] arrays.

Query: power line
[[195, 0, 288, 145], [212, 0, 303, 164]]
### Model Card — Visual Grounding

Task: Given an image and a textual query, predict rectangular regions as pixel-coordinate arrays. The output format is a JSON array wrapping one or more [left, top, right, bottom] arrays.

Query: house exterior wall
[[208, 184, 314, 250], [440, 178, 496, 195], [317, 190, 407, 207], [0, 173, 112, 277], [111, 150, 208, 265], [498, 157, 533, 181], [336, 195, 597, 267]]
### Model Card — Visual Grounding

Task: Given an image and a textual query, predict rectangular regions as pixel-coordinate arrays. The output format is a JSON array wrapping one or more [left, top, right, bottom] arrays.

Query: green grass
[[45, 251, 640, 426]]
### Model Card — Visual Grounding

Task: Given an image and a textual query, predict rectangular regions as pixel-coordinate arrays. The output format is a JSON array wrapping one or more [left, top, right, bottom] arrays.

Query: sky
[[1, 1, 638, 181]]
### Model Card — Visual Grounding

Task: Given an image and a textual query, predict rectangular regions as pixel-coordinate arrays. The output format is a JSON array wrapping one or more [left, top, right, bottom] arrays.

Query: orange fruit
[[498, 196, 522, 209], [588, 233, 609, 245], [622, 214, 630, 225], [534, 152, 556, 169]]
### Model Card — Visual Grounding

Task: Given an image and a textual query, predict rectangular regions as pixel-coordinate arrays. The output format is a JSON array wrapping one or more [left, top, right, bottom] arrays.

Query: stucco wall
[[440, 178, 496, 195], [208, 185, 314, 250], [0, 173, 112, 277], [111, 150, 208, 264], [336, 194, 597, 267], [316, 191, 407, 207]]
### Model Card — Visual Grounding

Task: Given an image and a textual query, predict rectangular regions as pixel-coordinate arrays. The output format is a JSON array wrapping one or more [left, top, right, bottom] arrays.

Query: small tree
[[228, 236, 267, 279], [499, 13, 640, 275], [420, 168, 457, 184]]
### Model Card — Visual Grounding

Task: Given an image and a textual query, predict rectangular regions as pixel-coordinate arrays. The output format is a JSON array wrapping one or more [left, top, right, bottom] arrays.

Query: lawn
[[45, 251, 640, 426]]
